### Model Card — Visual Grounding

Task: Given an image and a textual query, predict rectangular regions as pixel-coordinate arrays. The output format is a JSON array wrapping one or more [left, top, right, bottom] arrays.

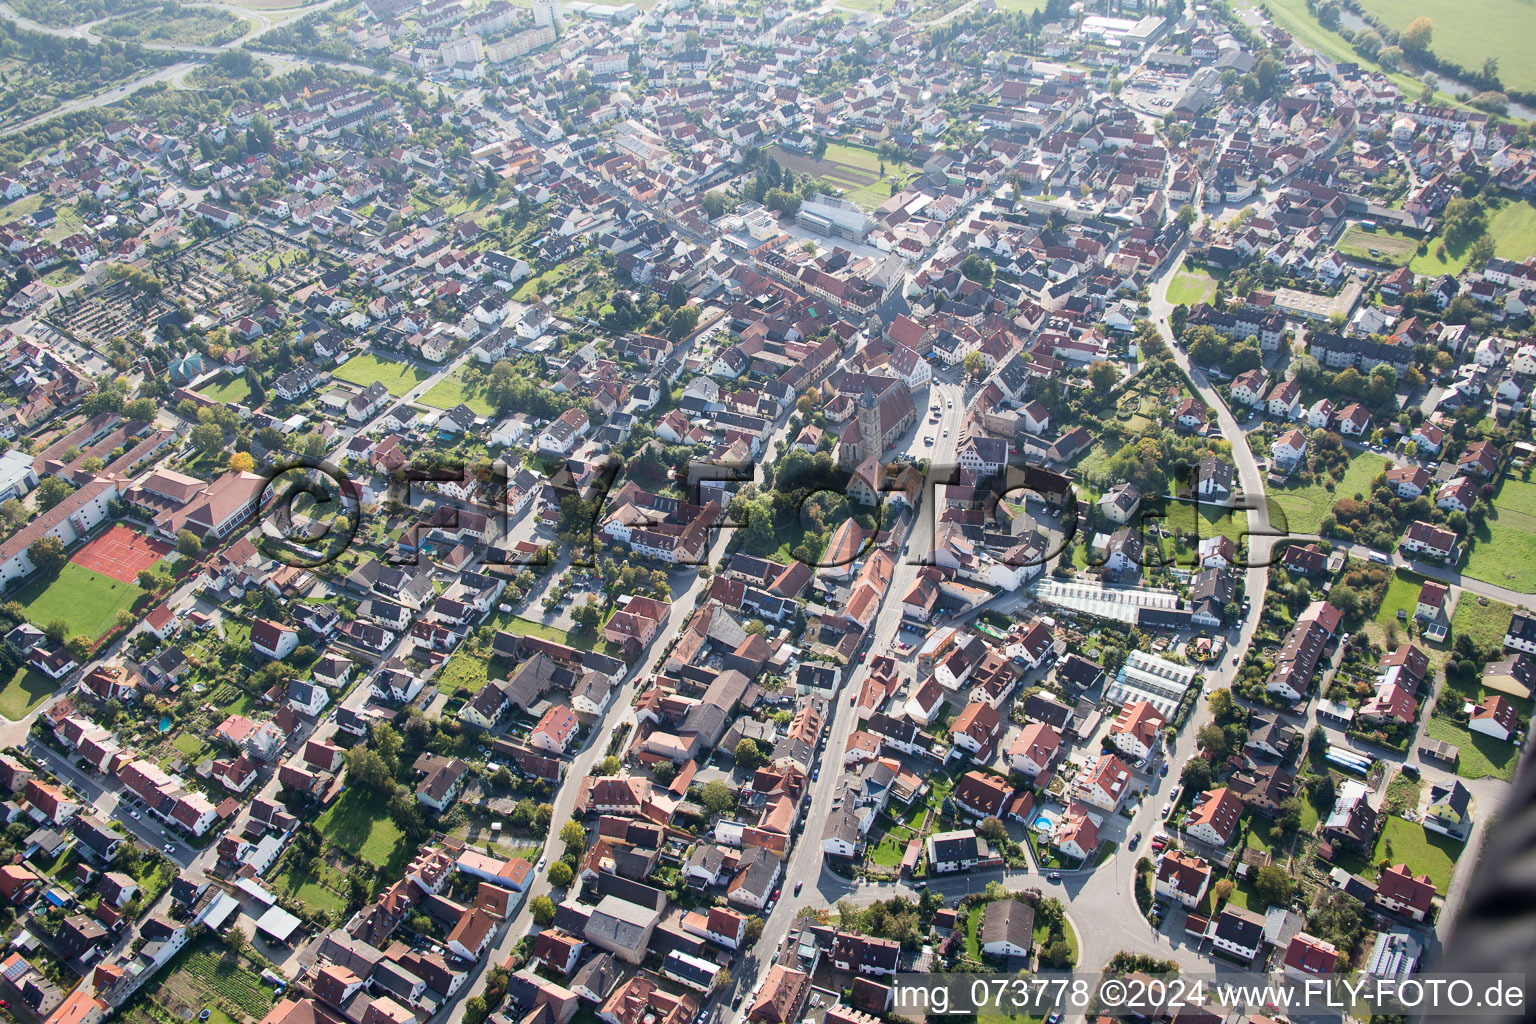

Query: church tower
[[856, 387, 882, 465]]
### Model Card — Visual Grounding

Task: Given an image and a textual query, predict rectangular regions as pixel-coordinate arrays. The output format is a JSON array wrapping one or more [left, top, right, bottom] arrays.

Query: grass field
[[0, 667, 54, 721], [1158, 499, 1250, 546], [1337, 225, 1419, 266], [1259, 0, 1470, 108], [15, 562, 143, 639], [270, 863, 347, 915], [1412, 202, 1536, 277], [1166, 267, 1219, 305], [769, 142, 920, 212], [1423, 716, 1520, 781], [437, 645, 508, 696], [1375, 569, 1428, 626], [315, 789, 404, 869], [419, 369, 496, 417], [1451, 594, 1514, 654], [1357, 0, 1536, 94], [1372, 815, 1461, 892], [1267, 452, 1388, 535], [331, 353, 432, 397], [199, 375, 252, 405], [1464, 477, 1536, 593]]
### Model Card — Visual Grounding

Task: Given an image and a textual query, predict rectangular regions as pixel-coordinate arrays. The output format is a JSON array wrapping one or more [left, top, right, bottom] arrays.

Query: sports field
[[71, 525, 172, 584], [16, 562, 145, 639], [1356, 0, 1536, 95], [330, 353, 432, 397]]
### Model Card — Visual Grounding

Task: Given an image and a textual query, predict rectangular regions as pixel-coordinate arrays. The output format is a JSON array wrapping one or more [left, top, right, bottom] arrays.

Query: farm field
[[1356, 0, 1536, 95], [419, 369, 497, 417], [1266, 452, 1388, 536], [1452, 593, 1514, 653], [15, 562, 144, 639], [769, 142, 920, 212], [1411, 202, 1536, 277], [315, 789, 404, 869], [1337, 225, 1418, 266], [330, 353, 432, 396], [1423, 716, 1519, 781], [0, 666, 54, 720], [1166, 267, 1219, 305]]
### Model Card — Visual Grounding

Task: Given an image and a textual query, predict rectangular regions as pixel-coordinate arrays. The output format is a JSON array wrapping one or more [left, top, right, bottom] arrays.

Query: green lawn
[[1383, 772, 1423, 815], [171, 732, 205, 759], [1423, 716, 1520, 781], [1337, 225, 1418, 267], [200, 375, 252, 405], [1158, 499, 1250, 546], [1266, 453, 1388, 535], [1375, 569, 1428, 626], [869, 831, 906, 868], [315, 789, 405, 868], [1451, 594, 1515, 654], [331, 353, 432, 397], [1411, 202, 1536, 277], [0, 666, 54, 721], [437, 646, 507, 696], [1372, 815, 1461, 893], [1166, 267, 1218, 306], [1357, 0, 1536, 94], [493, 616, 621, 657], [1464, 478, 1536, 594], [270, 863, 347, 915], [419, 369, 497, 417], [15, 562, 145, 640]]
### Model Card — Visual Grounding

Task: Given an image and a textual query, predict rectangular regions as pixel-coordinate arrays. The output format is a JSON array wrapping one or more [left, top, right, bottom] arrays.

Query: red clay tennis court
[[71, 525, 174, 584]]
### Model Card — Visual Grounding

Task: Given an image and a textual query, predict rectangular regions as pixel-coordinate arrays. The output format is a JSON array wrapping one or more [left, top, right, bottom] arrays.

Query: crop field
[[1337, 225, 1418, 266]]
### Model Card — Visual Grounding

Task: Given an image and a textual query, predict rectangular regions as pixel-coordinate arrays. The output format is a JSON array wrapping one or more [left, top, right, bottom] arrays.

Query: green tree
[[28, 536, 67, 577], [734, 737, 765, 767], [700, 780, 736, 814], [34, 476, 73, 511], [1253, 865, 1294, 908], [560, 820, 586, 849], [1087, 360, 1118, 397], [1400, 16, 1432, 52], [959, 253, 993, 287], [530, 894, 557, 926], [547, 861, 573, 887], [176, 529, 202, 557], [123, 397, 157, 421], [1180, 756, 1213, 792]]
